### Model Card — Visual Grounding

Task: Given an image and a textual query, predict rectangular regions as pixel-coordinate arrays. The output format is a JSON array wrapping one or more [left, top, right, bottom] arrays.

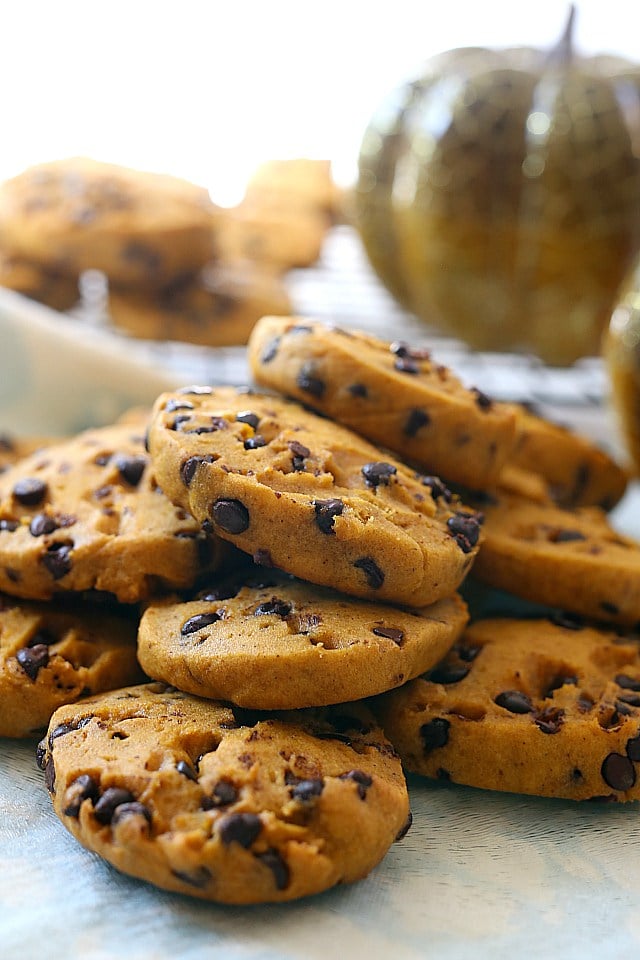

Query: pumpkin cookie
[[0, 253, 79, 311], [216, 203, 328, 270], [374, 616, 640, 801], [0, 594, 142, 738], [0, 157, 216, 288], [108, 260, 291, 347], [506, 403, 628, 509], [0, 422, 226, 602], [138, 566, 469, 708], [243, 158, 342, 223], [38, 683, 410, 904], [247, 316, 517, 488], [146, 386, 483, 607], [470, 490, 640, 627]]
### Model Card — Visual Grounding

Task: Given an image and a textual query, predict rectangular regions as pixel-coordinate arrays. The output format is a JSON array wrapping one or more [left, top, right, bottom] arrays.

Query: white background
[[0, 1, 637, 204]]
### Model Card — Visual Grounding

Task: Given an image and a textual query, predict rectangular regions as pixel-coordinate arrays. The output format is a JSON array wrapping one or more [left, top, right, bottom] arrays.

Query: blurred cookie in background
[[107, 259, 291, 347]]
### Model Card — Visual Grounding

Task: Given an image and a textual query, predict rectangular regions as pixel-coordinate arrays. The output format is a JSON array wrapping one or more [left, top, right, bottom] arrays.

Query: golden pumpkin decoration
[[605, 267, 640, 474], [355, 8, 640, 365]]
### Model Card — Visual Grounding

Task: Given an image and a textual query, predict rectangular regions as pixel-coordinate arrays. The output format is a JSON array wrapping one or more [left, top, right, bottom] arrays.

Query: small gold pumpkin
[[356, 9, 640, 365]]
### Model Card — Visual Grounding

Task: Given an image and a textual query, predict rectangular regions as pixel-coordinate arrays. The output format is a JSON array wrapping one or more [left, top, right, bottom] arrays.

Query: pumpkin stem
[[548, 4, 576, 65]]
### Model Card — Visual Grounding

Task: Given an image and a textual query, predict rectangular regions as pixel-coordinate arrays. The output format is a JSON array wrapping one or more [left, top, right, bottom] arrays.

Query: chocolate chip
[[601, 601, 620, 615], [40, 542, 73, 579], [495, 690, 533, 714], [29, 513, 58, 537], [338, 769, 373, 799], [347, 383, 368, 398], [390, 341, 430, 361], [114, 454, 147, 487], [44, 756, 56, 793], [543, 674, 577, 698], [62, 774, 100, 817], [471, 387, 493, 410], [171, 866, 212, 888], [254, 597, 292, 618], [202, 780, 238, 808], [122, 241, 161, 273], [420, 476, 452, 503], [372, 626, 404, 644], [394, 356, 420, 374], [297, 363, 325, 397], [177, 385, 213, 395], [93, 787, 136, 824], [394, 810, 413, 842], [176, 760, 198, 780], [290, 778, 324, 802], [217, 812, 262, 847], [427, 662, 470, 684], [549, 612, 584, 631], [354, 556, 384, 589], [404, 408, 430, 437], [0, 519, 19, 532], [550, 529, 587, 543], [289, 440, 310, 459], [261, 336, 281, 363], [236, 411, 260, 429], [48, 716, 91, 746], [626, 734, 640, 761], [211, 498, 250, 534], [420, 718, 450, 752], [15, 644, 49, 680], [616, 675, 640, 692], [361, 461, 397, 488], [180, 454, 216, 486], [111, 801, 152, 826], [447, 512, 481, 553], [165, 399, 195, 413], [617, 692, 640, 708], [601, 753, 636, 791], [13, 477, 48, 506], [314, 498, 343, 534], [256, 848, 290, 890], [181, 612, 221, 635], [533, 706, 564, 734], [244, 436, 266, 450]]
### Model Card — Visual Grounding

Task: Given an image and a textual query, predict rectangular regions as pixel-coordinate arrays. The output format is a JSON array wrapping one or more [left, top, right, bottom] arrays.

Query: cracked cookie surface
[[39, 683, 410, 903]]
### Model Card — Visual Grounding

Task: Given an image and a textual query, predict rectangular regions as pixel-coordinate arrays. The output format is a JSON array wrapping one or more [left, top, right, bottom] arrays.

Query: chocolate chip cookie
[[0, 594, 142, 737], [247, 317, 517, 488], [39, 683, 410, 903], [506, 402, 628, 509], [0, 253, 79, 311], [470, 490, 640, 627], [374, 616, 640, 801], [0, 157, 217, 288], [138, 565, 469, 708], [146, 386, 483, 607], [0, 422, 226, 602]]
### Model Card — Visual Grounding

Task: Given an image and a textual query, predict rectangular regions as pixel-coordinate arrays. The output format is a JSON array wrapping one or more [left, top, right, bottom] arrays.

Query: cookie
[[146, 386, 483, 607], [38, 683, 410, 903], [0, 157, 217, 288], [243, 158, 342, 224], [0, 421, 226, 602], [216, 203, 328, 270], [108, 260, 291, 347], [0, 253, 79, 311], [470, 489, 640, 627], [506, 402, 628, 509], [0, 594, 142, 738], [138, 565, 469, 708], [247, 317, 517, 488], [374, 616, 640, 801]]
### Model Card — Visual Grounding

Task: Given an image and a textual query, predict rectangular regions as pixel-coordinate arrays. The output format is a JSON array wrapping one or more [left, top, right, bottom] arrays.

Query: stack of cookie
[[0, 157, 341, 349], [3, 316, 639, 906]]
